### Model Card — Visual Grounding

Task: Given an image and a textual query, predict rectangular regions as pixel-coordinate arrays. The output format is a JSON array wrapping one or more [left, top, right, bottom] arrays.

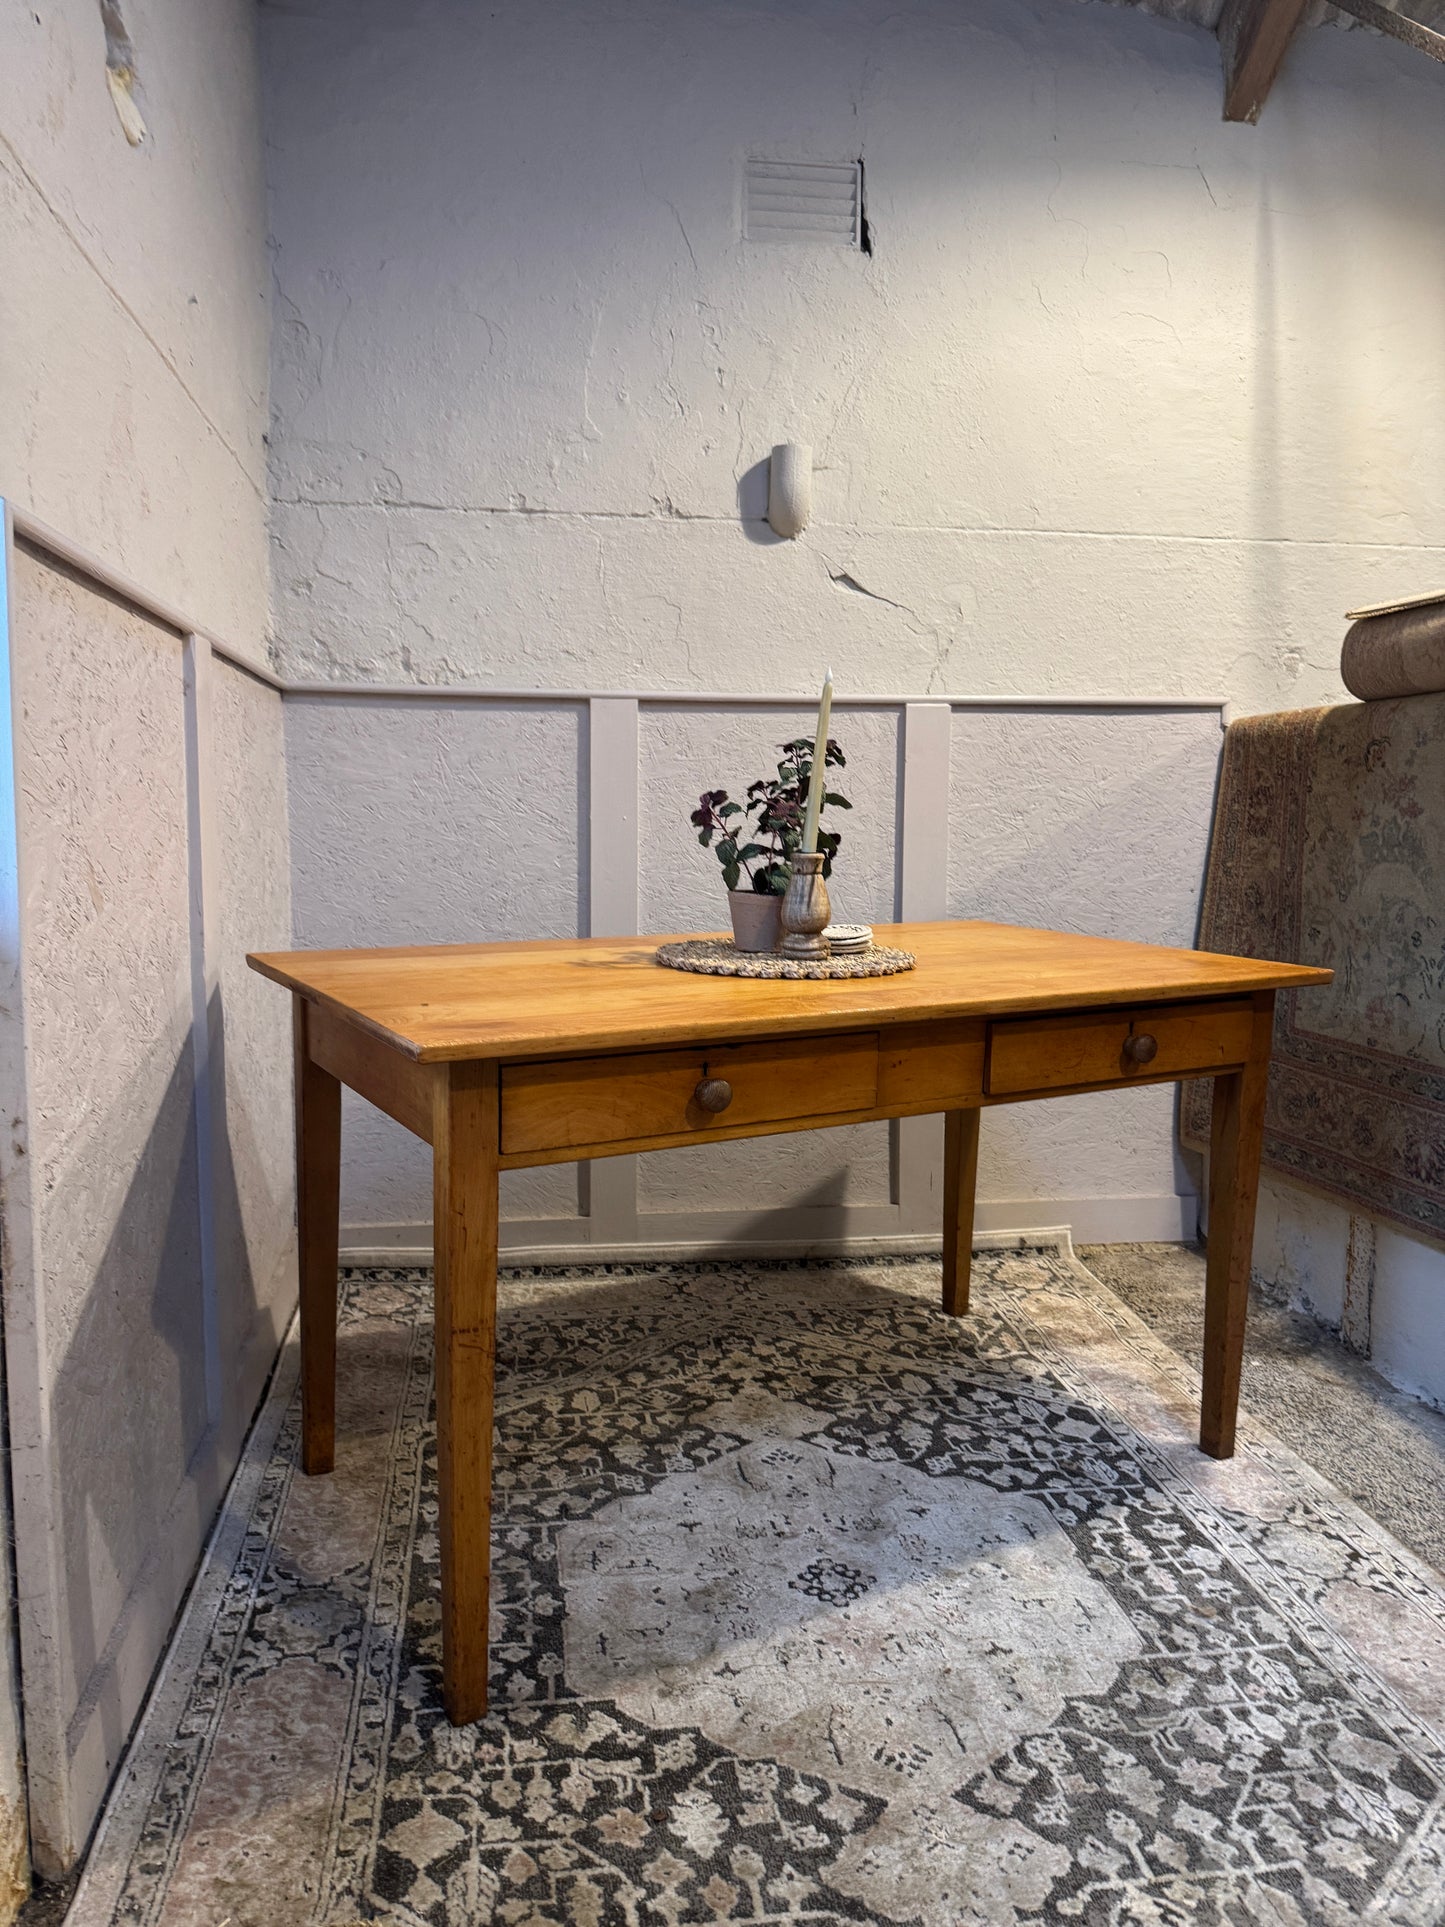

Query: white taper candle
[[800, 667, 834, 854]]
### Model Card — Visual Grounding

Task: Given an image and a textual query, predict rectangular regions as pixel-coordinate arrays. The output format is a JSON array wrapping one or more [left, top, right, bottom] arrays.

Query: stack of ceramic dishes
[[823, 923, 873, 956]]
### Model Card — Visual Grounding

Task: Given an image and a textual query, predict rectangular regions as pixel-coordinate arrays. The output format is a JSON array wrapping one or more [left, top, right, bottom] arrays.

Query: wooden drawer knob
[[695, 1077, 733, 1113], [1123, 1032, 1158, 1066]]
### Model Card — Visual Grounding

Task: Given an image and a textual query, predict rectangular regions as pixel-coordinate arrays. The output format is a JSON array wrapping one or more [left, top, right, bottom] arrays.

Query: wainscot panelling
[[283, 694, 588, 1246], [0, 510, 295, 1874], [208, 657, 300, 1432], [298, 691, 1225, 1262], [950, 707, 1226, 1243], [635, 704, 900, 1228]]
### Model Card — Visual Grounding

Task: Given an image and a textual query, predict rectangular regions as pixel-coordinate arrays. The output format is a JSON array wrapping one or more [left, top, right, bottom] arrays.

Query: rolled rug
[[1342, 591, 1445, 700]]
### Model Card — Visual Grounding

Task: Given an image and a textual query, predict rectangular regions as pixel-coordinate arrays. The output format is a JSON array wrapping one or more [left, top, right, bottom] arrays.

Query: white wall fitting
[[767, 445, 814, 539]]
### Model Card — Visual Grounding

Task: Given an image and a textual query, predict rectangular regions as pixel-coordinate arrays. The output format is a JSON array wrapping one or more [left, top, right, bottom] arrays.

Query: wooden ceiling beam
[[1331, 0, 1445, 63], [1217, 0, 1312, 122]]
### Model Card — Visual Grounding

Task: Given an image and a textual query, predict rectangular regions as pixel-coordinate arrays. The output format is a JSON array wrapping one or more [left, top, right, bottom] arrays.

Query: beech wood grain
[[250, 920, 1330, 1064], [433, 1059, 500, 1722], [309, 1000, 437, 1143], [501, 1032, 879, 1157], [942, 1108, 982, 1318], [1201, 992, 1276, 1458], [986, 998, 1255, 1096], [294, 998, 341, 1476]]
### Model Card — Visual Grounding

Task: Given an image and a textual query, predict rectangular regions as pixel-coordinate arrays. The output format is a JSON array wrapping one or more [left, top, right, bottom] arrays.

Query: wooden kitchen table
[[248, 919, 1330, 1725]]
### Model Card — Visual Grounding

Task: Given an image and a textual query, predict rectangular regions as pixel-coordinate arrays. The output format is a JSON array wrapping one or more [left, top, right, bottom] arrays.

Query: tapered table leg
[[942, 1108, 982, 1317], [1201, 992, 1276, 1460], [433, 1059, 501, 1724], [294, 996, 341, 1476]]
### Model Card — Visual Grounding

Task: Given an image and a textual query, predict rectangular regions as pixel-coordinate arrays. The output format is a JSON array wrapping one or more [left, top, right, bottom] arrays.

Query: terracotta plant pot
[[727, 890, 783, 954]]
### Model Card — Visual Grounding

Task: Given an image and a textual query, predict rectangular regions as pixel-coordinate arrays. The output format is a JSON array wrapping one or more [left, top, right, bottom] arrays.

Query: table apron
[[308, 1002, 438, 1145], [302, 996, 1253, 1168]]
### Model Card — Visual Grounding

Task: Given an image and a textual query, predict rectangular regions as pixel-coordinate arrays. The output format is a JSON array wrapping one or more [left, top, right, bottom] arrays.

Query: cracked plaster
[[263, 0, 1445, 710]]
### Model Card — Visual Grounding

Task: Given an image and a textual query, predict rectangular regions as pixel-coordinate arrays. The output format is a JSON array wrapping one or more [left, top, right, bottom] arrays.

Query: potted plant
[[690, 736, 850, 951]]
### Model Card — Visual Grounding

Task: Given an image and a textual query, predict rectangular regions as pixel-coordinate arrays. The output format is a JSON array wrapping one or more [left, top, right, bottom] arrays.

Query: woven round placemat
[[656, 938, 916, 980]]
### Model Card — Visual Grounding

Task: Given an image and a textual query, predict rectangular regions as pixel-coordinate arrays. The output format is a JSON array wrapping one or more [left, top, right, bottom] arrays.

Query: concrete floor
[[19, 1240, 1445, 1925], [1079, 1240, 1445, 1575]]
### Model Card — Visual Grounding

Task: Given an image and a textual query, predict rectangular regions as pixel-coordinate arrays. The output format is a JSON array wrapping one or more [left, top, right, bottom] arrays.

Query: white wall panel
[[285, 696, 586, 1231], [0, 536, 296, 1877], [282, 691, 1219, 1256], [4, 549, 203, 1867], [637, 703, 900, 1215], [950, 709, 1222, 1223]]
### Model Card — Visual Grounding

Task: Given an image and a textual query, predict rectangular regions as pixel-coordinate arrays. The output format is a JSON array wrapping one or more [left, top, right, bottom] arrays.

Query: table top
[[249, 920, 1331, 1063]]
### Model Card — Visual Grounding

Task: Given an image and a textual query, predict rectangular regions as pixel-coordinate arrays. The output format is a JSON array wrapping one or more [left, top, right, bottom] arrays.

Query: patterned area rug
[[1181, 696, 1445, 1245], [68, 1254, 1445, 1927]]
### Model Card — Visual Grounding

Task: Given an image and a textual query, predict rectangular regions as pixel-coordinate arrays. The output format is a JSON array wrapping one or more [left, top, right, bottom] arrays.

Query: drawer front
[[501, 1031, 880, 1156], [986, 999, 1254, 1097]]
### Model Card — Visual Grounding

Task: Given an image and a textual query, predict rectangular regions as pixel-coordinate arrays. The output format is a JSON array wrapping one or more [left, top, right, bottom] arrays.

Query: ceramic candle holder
[[778, 852, 831, 960]]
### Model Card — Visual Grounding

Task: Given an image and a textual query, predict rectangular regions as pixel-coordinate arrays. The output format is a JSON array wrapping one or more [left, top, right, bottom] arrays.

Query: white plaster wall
[[0, 555, 295, 1879], [285, 697, 585, 1235], [8, 551, 201, 1867], [1253, 1174, 1351, 1329], [1369, 1228, 1445, 1408], [263, 0, 1445, 709], [1252, 1175, 1445, 1411], [0, 0, 282, 1879], [0, 0, 271, 661]]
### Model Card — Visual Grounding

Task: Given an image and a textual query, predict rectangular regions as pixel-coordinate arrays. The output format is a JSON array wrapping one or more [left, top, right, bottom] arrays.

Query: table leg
[[1201, 992, 1276, 1460], [942, 1108, 982, 1317], [433, 1059, 501, 1724], [294, 996, 341, 1476]]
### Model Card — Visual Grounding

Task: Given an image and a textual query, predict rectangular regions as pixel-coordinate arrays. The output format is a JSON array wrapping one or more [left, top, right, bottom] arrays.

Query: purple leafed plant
[[689, 737, 851, 896]]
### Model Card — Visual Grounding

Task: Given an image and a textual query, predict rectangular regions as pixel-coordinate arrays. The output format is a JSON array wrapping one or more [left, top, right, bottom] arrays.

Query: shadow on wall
[[736, 459, 786, 548], [637, 1168, 894, 1248], [44, 987, 280, 1859]]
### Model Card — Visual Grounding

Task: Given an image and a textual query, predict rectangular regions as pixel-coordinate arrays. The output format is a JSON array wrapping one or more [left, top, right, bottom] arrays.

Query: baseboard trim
[[340, 1192, 1193, 1269], [340, 1228, 1078, 1267]]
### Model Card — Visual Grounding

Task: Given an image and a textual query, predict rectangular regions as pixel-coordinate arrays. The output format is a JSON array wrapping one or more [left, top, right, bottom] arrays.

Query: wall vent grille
[[744, 160, 862, 248]]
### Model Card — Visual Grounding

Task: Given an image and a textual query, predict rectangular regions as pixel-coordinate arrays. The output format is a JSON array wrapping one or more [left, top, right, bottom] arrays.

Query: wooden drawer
[[986, 999, 1254, 1097], [501, 1031, 880, 1156]]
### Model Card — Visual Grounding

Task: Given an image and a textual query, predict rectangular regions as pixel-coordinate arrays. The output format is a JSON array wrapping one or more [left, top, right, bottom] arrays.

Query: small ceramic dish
[[823, 922, 873, 952]]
